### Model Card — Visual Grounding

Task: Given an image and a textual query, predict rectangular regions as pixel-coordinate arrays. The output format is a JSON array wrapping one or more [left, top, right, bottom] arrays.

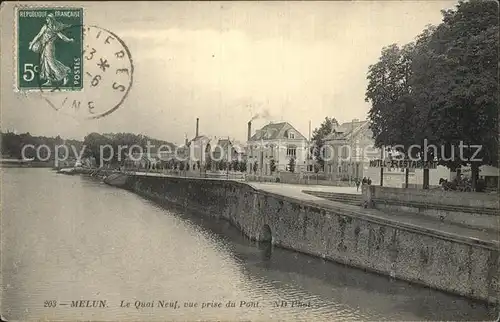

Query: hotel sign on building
[[369, 159, 438, 170]]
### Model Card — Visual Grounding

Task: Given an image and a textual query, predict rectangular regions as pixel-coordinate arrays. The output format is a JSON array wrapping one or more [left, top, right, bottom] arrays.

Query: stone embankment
[[104, 172, 500, 304]]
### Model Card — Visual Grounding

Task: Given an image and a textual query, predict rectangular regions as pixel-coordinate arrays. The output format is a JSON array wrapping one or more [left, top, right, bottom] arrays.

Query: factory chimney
[[196, 118, 199, 137], [247, 121, 252, 142]]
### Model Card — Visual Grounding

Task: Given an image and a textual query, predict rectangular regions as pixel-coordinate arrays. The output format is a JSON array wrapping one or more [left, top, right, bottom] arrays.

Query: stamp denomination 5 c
[[17, 7, 83, 91]]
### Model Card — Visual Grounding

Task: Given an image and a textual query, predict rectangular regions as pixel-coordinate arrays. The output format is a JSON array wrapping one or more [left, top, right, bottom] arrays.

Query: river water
[[1, 168, 497, 321]]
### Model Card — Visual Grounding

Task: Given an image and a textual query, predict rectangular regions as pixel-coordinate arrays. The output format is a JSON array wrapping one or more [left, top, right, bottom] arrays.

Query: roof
[[324, 120, 370, 141], [190, 135, 210, 142], [187, 135, 211, 147], [217, 138, 231, 148], [249, 122, 306, 141]]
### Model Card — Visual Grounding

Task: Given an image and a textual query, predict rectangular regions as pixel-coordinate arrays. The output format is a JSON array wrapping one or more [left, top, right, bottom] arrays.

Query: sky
[[0, 1, 459, 145]]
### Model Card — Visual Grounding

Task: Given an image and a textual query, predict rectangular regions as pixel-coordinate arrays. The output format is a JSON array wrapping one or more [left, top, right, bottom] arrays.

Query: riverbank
[[54, 167, 121, 179], [0, 160, 53, 168], [102, 172, 499, 305]]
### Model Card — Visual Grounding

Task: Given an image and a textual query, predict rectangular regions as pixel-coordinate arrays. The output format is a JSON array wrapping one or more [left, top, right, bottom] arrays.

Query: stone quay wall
[[105, 173, 499, 304], [370, 186, 499, 209], [363, 186, 500, 232]]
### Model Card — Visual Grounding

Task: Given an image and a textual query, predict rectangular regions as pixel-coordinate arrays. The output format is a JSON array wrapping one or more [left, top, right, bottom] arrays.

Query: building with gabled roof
[[323, 119, 454, 187], [186, 124, 211, 171], [246, 120, 310, 175], [323, 119, 380, 181]]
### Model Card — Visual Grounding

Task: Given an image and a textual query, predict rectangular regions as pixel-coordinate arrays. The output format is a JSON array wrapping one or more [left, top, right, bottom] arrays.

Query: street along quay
[[104, 171, 500, 305]]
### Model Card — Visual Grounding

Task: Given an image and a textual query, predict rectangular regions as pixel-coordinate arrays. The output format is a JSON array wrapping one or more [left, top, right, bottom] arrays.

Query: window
[[287, 146, 296, 157], [288, 131, 295, 139]]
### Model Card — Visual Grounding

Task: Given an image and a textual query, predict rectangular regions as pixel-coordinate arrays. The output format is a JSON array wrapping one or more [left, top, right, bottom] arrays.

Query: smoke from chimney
[[249, 108, 271, 122], [196, 118, 199, 137], [247, 121, 252, 141]]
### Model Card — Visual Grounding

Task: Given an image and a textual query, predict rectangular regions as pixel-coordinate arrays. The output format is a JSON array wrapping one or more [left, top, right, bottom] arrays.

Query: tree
[[366, 0, 498, 190], [217, 160, 227, 171], [311, 117, 339, 171], [231, 159, 240, 171], [411, 0, 498, 189], [83, 133, 112, 167], [288, 157, 296, 173], [366, 43, 417, 188], [269, 158, 276, 173], [239, 161, 247, 173], [205, 155, 212, 172]]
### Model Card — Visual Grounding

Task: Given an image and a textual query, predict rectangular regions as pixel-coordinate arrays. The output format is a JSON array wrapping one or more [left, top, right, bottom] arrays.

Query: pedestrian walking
[[356, 178, 361, 191], [367, 177, 372, 185], [362, 177, 367, 185]]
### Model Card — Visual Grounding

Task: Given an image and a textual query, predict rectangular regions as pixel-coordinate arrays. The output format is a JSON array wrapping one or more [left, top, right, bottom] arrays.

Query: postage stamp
[[16, 7, 84, 91]]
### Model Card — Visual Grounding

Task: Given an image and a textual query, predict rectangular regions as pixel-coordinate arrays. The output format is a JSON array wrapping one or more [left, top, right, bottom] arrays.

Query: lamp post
[[308, 120, 311, 185], [380, 148, 384, 186], [226, 136, 230, 180], [349, 119, 354, 186], [199, 142, 203, 178]]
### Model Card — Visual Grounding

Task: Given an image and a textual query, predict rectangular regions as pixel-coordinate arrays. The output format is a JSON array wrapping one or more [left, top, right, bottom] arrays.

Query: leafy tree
[[411, 0, 498, 189], [83, 133, 113, 166], [205, 155, 212, 171], [311, 117, 339, 171], [288, 157, 296, 173], [239, 161, 247, 172], [0, 131, 87, 163], [167, 159, 175, 169], [231, 159, 240, 171], [366, 0, 498, 189], [81, 132, 176, 167], [179, 162, 185, 171], [366, 43, 416, 188], [269, 158, 276, 173]]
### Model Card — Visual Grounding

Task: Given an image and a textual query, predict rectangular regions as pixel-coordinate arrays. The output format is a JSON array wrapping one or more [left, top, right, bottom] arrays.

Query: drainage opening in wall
[[258, 224, 273, 261], [260, 224, 272, 243]]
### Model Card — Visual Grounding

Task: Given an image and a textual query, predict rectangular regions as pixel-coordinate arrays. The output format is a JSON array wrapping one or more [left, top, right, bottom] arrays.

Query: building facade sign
[[369, 159, 438, 169]]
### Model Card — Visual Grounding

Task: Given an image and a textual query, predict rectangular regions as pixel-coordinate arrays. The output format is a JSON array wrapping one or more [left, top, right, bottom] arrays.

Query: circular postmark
[[35, 24, 134, 119]]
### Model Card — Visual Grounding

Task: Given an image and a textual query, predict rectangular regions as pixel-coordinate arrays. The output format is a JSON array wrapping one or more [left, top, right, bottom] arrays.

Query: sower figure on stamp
[[29, 13, 74, 86]]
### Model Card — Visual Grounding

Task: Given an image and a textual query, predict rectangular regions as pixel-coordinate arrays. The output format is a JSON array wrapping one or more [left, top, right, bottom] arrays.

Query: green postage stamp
[[17, 7, 83, 91]]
